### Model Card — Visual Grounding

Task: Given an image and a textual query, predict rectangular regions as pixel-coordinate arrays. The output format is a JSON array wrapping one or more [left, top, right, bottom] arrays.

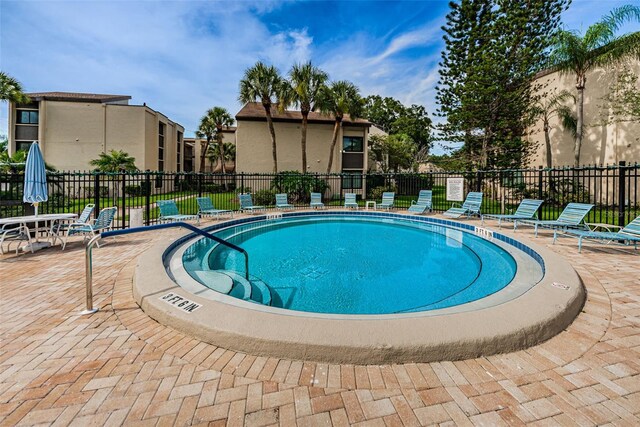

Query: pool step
[[217, 270, 273, 306]]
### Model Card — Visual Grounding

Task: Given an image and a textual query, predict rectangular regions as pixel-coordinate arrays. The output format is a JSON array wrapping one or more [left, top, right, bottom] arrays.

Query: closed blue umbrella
[[23, 141, 48, 210], [23, 142, 48, 244]]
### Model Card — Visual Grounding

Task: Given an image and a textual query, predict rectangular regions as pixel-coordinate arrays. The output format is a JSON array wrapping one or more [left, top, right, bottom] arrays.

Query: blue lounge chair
[[310, 192, 325, 209], [344, 193, 358, 209], [554, 216, 640, 252], [482, 199, 543, 228], [196, 197, 233, 220], [377, 192, 395, 210], [408, 190, 432, 214], [157, 200, 199, 224], [64, 206, 117, 249], [443, 192, 483, 218], [50, 203, 96, 245], [239, 193, 265, 213], [515, 202, 593, 237], [275, 193, 294, 210]]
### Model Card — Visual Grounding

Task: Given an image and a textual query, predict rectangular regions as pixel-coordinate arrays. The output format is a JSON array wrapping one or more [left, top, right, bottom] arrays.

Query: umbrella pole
[[34, 203, 39, 243]]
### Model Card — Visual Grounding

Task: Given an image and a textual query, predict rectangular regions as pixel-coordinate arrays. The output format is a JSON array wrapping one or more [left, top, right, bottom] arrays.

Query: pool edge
[[132, 219, 585, 364]]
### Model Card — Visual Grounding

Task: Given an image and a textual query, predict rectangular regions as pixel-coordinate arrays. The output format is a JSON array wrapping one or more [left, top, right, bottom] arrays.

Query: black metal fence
[[1, 162, 638, 229]]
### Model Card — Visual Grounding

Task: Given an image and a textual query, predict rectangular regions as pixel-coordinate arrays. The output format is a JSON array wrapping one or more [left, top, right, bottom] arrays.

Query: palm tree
[[90, 150, 137, 172], [198, 107, 234, 174], [549, 5, 640, 166], [317, 81, 363, 173], [0, 71, 30, 104], [207, 142, 236, 170], [531, 90, 576, 168], [196, 114, 216, 172], [287, 62, 329, 172], [239, 62, 287, 173]]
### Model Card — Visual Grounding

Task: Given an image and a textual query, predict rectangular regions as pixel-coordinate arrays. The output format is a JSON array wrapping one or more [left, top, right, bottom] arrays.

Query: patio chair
[[344, 193, 358, 209], [196, 197, 233, 220], [443, 192, 483, 219], [0, 224, 32, 255], [554, 215, 640, 252], [310, 192, 325, 209], [515, 202, 593, 237], [50, 203, 95, 245], [239, 193, 265, 214], [157, 200, 199, 224], [481, 199, 543, 228], [377, 192, 395, 210], [275, 193, 294, 210], [407, 190, 432, 214], [63, 206, 117, 249]]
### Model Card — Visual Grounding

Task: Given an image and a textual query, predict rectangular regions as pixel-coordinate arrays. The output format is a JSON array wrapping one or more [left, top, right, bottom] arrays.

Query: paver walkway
[[0, 216, 639, 426]]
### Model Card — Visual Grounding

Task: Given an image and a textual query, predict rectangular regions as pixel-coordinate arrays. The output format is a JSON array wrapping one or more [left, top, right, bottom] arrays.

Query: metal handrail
[[83, 221, 249, 315]]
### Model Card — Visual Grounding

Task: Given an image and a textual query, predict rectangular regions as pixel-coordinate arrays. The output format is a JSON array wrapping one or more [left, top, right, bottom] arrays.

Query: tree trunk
[[574, 75, 586, 167], [218, 134, 226, 174], [301, 113, 308, 172], [326, 118, 342, 173], [543, 117, 552, 169], [264, 106, 278, 173], [199, 137, 210, 172]]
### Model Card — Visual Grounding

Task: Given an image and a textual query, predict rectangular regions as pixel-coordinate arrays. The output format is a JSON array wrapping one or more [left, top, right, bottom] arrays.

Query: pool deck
[[1, 213, 639, 426]]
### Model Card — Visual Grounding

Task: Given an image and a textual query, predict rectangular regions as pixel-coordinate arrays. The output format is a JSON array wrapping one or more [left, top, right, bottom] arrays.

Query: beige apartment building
[[527, 60, 640, 167], [8, 92, 185, 172], [235, 102, 371, 182]]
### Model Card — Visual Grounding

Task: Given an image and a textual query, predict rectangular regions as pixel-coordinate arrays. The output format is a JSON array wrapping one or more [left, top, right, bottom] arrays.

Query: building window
[[158, 122, 165, 172], [16, 141, 33, 152], [341, 170, 363, 189], [343, 136, 363, 153], [176, 131, 182, 172], [16, 110, 39, 124]]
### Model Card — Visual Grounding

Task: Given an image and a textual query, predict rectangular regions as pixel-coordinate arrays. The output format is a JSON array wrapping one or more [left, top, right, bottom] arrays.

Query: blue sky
[[1, 0, 636, 153]]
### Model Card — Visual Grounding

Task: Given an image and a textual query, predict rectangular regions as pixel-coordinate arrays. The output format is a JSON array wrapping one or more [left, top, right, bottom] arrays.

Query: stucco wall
[[528, 60, 640, 167], [8, 100, 183, 172], [236, 120, 366, 173]]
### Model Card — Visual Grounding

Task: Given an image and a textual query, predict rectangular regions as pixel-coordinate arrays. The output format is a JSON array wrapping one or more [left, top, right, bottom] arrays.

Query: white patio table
[[0, 213, 77, 252]]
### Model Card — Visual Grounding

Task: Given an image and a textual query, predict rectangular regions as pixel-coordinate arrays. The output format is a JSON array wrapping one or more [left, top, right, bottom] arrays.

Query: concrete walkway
[[0, 216, 638, 426]]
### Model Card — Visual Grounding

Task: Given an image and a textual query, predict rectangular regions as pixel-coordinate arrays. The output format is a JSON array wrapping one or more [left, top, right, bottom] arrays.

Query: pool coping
[[133, 211, 585, 364]]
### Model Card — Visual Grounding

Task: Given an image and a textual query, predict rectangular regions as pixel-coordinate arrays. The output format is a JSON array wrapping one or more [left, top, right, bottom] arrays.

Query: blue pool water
[[181, 216, 517, 315]]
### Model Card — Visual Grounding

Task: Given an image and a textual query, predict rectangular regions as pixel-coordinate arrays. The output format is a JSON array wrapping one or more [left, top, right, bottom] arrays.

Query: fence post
[[93, 173, 100, 220], [538, 166, 543, 200], [145, 173, 151, 226], [121, 173, 127, 229], [618, 161, 626, 227], [197, 173, 203, 197], [475, 171, 482, 192]]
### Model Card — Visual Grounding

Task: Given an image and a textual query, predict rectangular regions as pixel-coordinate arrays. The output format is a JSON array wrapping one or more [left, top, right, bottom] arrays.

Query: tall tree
[[238, 62, 287, 172], [317, 80, 363, 173], [531, 90, 576, 168], [287, 62, 329, 172], [200, 107, 234, 174], [549, 5, 640, 166], [0, 71, 30, 104], [436, 0, 569, 169], [196, 114, 216, 172], [363, 95, 432, 150], [207, 142, 236, 168]]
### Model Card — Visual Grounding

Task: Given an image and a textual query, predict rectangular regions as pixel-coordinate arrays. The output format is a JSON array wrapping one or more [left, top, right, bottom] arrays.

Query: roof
[[236, 103, 370, 126], [24, 92, 131, 103]]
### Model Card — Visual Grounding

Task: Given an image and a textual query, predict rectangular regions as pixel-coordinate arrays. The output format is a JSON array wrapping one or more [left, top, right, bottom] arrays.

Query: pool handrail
[[83, 221, 249, 315]]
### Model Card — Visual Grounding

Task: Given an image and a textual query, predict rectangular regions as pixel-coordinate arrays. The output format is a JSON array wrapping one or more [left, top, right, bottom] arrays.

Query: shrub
[[270, 171, 329, 203], [81, 186, 109, 198], [202, 183, 222, 193], [124, 183, 151, 197], [368, 185, 397, 200], [252, 189, 276, 206]]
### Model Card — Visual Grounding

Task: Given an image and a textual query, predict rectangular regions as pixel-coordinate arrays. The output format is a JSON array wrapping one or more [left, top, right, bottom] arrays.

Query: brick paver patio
[[1, 216, 639, 426]]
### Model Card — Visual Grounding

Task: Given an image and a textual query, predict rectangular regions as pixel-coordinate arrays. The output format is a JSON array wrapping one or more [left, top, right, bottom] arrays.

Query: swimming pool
[[181, 215, 519, 315], [139, 211, 583, 363]]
